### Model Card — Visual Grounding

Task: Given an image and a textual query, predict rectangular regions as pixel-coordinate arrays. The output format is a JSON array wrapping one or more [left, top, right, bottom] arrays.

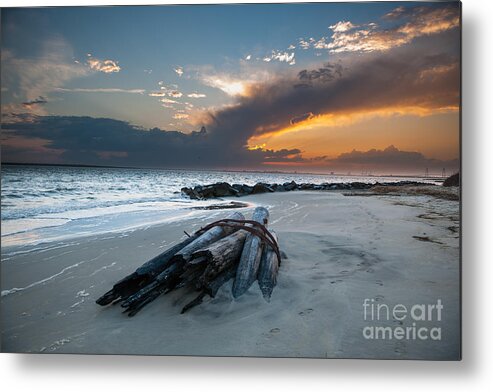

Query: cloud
[[312, 37, 331, 50], [269, 51, 295, 65], [173, 113, 189, 120], [201, 74, 248, 96], [160, 98, 178, 104], [297, 63, 343, 85], [327, 4, 459, 53], [245, 55, 251, 60], [335, 145, 426, 165], [148, 84, 185, 108], [174, 66, 184, 77], [56, 88, 145, 94], [1, 115, 304, 169], [1, 38, 127, 118], [168, 90, 183, 98], [298, 38, 311, 50], [86, 55, 121, 73], [261, 148, 302, 163], [260, 49, 296, 65], [196, 66, 274, 97], [22, 96, 48, 108], [201, 44, 459, 152], [187, 93, 207, 98], [328, 145, 459, 173], [1, 39, 89, 114], [290, 112, 314, 125], [329, 21, 358, 33]]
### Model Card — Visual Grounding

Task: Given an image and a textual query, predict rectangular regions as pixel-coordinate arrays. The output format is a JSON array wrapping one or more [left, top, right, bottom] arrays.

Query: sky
[[1, 1, 460, 175]]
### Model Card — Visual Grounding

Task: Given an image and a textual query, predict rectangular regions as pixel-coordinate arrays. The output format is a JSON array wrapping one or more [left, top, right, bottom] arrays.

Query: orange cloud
[[327, 4, 459, 53], [248, 104, 459, 144]]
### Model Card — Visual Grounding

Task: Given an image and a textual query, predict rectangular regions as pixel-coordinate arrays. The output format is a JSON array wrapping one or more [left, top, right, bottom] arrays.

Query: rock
[[196, 186, 214, 199], [443, 172, 460, 187], [241, 184, 253, 194], [181, 187, 201, 199], [181, 179, 399, 200], [283, 181, 298, 191], [211, 182, 238, 197], [351, 182, 366, 189], [251, 183, 274, 194]]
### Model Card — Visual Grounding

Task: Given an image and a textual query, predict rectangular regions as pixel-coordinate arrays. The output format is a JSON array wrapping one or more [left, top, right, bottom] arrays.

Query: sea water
[[1, 164, 439, 249]]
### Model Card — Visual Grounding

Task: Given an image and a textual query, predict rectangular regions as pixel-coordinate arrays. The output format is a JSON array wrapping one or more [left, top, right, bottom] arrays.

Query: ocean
[[1, 164, 439, 248]]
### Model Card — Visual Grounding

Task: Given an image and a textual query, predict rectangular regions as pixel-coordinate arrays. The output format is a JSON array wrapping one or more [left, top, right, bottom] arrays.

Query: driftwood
[[178, 231, 247, 314], [95, 234, 199, 306], [115, 211, 245, 316], [180, 266, 237, 314], [257, 231, 279, 301], [195, 230, 248, 282], [120, 261, 183, 313], [97, 206, 282, 316], [232, 207, 269, 298], [96, 211, 244, 307], [173, 211, 245, 262]]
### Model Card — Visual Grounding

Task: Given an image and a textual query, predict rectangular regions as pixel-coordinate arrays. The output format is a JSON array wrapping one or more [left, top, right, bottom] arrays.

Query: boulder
[[283, 181, 298, 191], [181, 187, 197, 199], [211, 182, 238, 197], [251, 183, 274, 194], [299, 183, 315, 190], [443, 172, 460, 187]]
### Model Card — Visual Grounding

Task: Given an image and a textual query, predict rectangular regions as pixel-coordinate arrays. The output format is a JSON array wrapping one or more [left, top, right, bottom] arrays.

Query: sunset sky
[[1, 2, 460, 175]]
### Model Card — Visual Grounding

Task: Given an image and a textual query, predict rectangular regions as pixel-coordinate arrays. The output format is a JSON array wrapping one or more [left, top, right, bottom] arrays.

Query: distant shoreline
[[1, 162, 446, 180]]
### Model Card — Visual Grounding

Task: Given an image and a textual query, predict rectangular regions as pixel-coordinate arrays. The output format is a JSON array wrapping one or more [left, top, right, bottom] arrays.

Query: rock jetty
[[181, 180, 429, 200]]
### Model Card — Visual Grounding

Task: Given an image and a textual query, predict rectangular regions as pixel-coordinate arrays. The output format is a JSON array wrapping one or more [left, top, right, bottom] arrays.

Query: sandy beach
[[1, 190, 460, 359]]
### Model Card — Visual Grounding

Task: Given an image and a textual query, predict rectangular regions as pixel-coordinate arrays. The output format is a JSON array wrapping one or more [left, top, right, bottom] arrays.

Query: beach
[[1, 189, 460, 359]]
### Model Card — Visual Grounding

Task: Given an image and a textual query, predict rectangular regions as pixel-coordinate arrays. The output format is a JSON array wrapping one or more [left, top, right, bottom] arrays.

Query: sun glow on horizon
[[247, 105, 460, 164]]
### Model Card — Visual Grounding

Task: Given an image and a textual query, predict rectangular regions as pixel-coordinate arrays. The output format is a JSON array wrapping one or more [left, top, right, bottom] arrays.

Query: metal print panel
[[0, 1, 461, 359]]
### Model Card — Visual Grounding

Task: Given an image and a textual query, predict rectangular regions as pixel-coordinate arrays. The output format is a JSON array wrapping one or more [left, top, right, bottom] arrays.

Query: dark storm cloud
[[260, 148, 302, 163], [0, 115, 298, 168], [22, 96, 48, 108], [204, 45, 459, 149], [297, 63, 343, 85], [290, 112, 314, 125], [328, 145, 459, 172]]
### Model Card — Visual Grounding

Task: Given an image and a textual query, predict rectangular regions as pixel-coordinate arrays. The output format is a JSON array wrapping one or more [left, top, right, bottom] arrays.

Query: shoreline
[[1, 181, 455, 250], [1, 190, 460, 359]]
